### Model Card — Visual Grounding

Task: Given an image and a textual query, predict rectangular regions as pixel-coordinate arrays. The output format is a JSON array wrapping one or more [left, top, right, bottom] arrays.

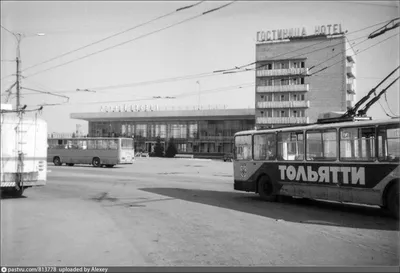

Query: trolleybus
[[233, 116, 400, 218]]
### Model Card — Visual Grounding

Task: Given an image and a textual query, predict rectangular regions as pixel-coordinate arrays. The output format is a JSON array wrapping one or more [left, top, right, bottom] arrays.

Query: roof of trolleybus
[[234, 118, 400, 136]]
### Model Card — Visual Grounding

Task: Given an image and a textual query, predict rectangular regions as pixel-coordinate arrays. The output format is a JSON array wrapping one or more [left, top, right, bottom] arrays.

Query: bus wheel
[[53, 157, 62, 166], [92, 157, 101, 167], [258, 176, 277, 202], [105, 164, 114, 168], [387, 183, 399, 219]]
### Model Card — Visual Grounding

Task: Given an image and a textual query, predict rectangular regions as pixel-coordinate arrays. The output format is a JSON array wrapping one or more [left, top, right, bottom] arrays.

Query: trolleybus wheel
[[92, 157, 101, 167], [387, 183, 399, 219], [53, 157, 62, 166], [258, 176, 277, 202]]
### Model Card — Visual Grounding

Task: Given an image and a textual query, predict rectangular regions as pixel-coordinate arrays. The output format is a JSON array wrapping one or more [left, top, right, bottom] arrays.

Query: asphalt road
[[1, 158, 399, 266]]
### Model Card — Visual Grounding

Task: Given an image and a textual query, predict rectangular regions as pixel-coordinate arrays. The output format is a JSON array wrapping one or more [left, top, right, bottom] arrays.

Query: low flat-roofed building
[[70, 108, 255, 158]]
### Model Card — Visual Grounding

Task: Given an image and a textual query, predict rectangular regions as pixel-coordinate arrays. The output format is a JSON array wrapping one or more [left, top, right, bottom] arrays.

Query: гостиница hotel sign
[[257, 24, 343, 42]]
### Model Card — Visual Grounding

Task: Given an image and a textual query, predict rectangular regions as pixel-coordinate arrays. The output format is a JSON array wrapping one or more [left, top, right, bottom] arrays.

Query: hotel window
[[261, 95, 264, 100], [296, 110, 305, 117], [267, 63, 272, 70], [280, 78, 289, 86], [301, 61, 305, 68], [293, 110, 305, 117], [300, 77, 305, 84]]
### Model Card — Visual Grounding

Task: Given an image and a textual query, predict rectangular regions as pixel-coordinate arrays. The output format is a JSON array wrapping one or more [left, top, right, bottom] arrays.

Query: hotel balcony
[[347, 83, 356, 94], [256, 117, 309, 124], [257, 100, 310, 109], [346, 65, 356, 78], [256, 68, 309, 77], [257, 84, 309, 93]]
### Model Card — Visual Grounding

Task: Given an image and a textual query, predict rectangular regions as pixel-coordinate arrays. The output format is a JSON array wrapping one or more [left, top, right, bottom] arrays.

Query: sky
[[1, 0, 399, 134]]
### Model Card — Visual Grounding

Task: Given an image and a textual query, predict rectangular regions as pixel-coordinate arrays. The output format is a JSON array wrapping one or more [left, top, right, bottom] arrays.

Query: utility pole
[[16, 56, 20, 110], [15, 33, 22, 110]]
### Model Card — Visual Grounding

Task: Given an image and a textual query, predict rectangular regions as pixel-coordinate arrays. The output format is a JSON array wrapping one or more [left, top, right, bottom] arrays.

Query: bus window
[[121, 139, 134, 149], [254, 133, 276, 160], [97, 140, 108, 150], [78, 140, 87, 150], [234, 135, 252, 160], [378, 126, 400, 162], [108, 139, 118, 150], [88, 140, 96, 149], [340, 127, 375, 161], [306, 129, 336, 161], [277, 131, 304, 161]]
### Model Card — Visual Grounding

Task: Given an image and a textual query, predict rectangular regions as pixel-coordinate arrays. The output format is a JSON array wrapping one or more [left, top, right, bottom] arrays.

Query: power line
[[20, 1, 206, 73], [2, 15, 397, 83], [32, 81, 253, 107], [21, 87, 70, 101], [310, 32, 399, 77], [22, 1, 237, 79], [16, 33, 371, 96], [17, 18, 399, 97]]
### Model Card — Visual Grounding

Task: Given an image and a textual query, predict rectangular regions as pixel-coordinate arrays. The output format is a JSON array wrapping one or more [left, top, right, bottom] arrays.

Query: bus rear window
[[235, 135, 252, 160], [121, 139, 134, 149]]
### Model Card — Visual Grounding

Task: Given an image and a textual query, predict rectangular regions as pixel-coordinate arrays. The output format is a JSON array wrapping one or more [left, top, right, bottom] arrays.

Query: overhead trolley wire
[[20, 1, 206, 73], [22, 1, 237, 79]]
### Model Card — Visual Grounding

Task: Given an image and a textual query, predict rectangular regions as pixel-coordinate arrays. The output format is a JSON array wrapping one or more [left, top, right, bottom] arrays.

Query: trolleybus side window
[[306, 129, 337, 161], [253, 133, 276, 160], [340, 127, 375, 161], [378, 125, 400, 162], [234, 135, 252, 160], [277, 131, 304, 161]]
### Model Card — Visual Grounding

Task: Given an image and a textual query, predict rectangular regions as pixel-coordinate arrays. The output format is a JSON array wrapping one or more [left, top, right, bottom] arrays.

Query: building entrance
[[145, 141, 165, 153]]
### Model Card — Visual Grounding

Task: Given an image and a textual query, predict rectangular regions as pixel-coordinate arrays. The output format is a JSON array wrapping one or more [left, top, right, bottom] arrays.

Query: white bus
[[47, 137, 135, 167], [233, 117, 400, 218], [1, 112, 48, 197]]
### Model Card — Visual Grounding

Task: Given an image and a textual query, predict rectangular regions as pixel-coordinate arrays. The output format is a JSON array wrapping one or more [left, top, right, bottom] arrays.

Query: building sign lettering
[[100, 104, 159, 113], [257, 24, 343, 43]]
